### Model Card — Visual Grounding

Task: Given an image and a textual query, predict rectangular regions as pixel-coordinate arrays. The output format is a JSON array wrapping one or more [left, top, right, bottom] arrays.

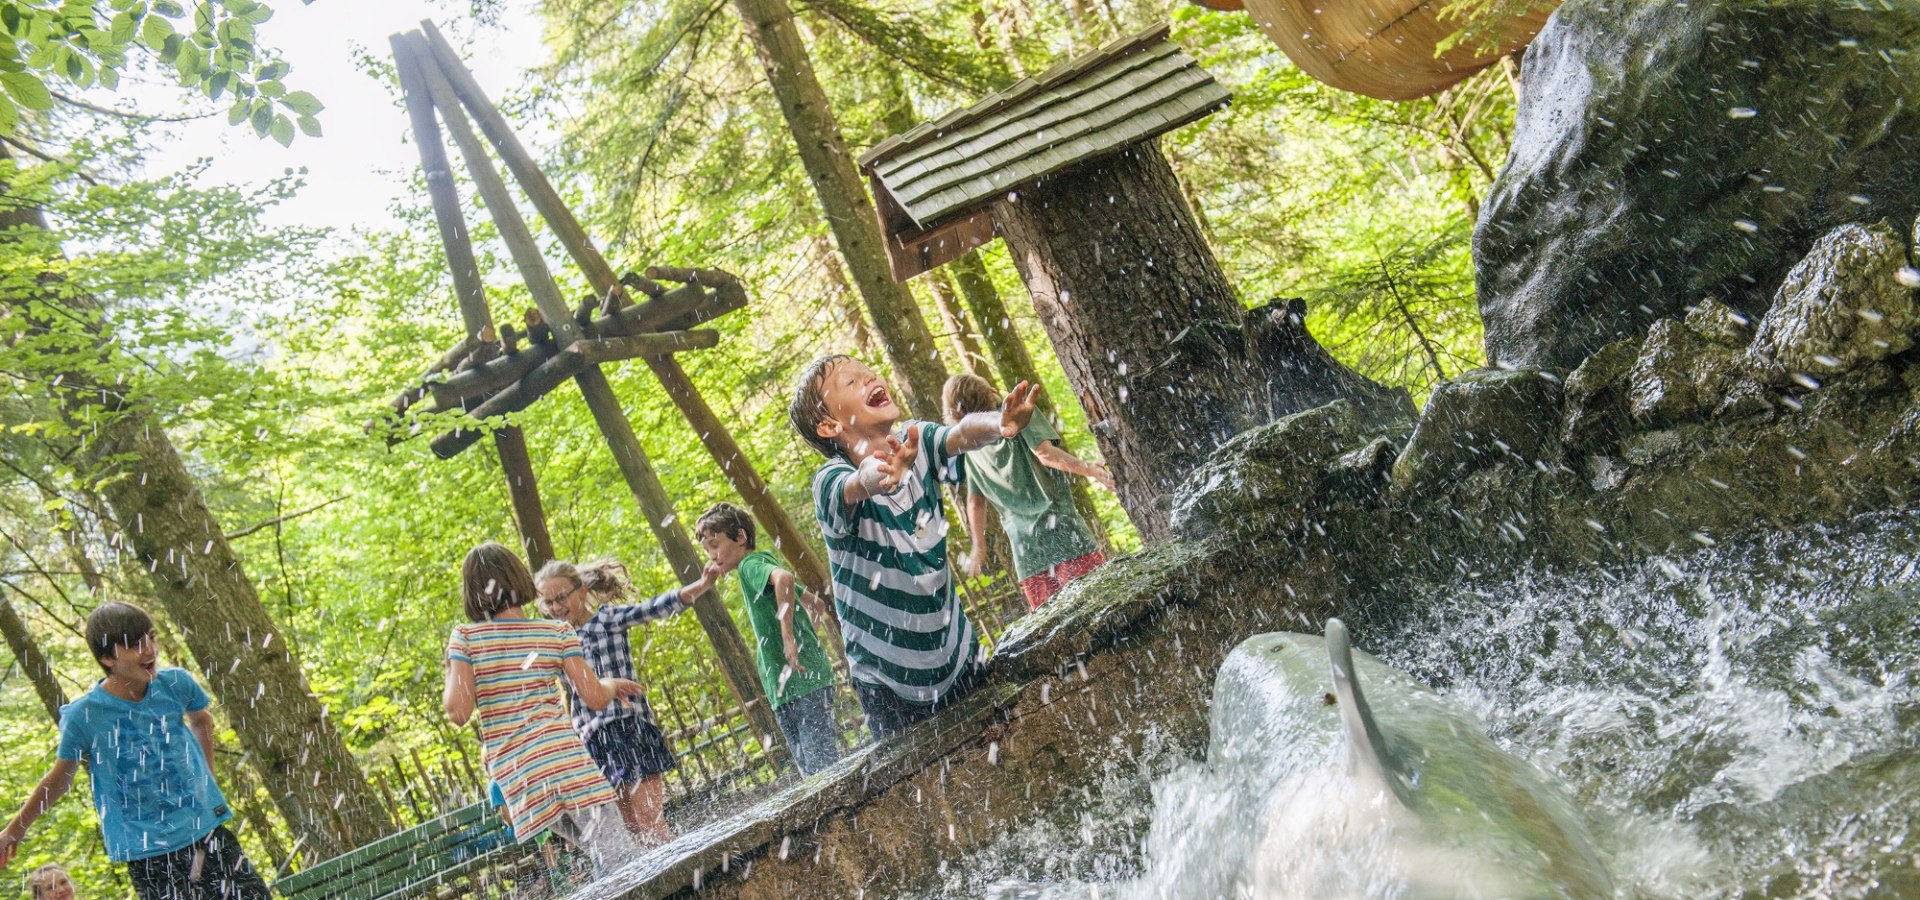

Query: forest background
[[0, 0, 1520, 891]]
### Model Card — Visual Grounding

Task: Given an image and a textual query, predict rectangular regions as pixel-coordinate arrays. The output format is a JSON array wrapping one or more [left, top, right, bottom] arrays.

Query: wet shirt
[[447, 618, 616, 838], [737, 549, 834, 708], [566, 589, 684, 740], [812, 420, 979, 703], [56, 668, 231, 862], [961, 414, 1100, 580]]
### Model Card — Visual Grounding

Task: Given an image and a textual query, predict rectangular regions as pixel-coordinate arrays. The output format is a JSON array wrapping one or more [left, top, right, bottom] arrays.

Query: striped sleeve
[[921, 421, 964, 486], [446, 625, 471, 664], [555, 623, 584, 661], [813, 459, 858, 539]]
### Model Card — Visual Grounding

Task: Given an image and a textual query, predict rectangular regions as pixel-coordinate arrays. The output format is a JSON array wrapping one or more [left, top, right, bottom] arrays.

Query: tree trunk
[[992, 142, 1409, 540], [924, 271, 990, 380], [1, 168, 393, 859], [730, 0, 949, 419], [813, 233, 876, 355], [949, 250, 1112, 551], [0, 590, 66, 723]]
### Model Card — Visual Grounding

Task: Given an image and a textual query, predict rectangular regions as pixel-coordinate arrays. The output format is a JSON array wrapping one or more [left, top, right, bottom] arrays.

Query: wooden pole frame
[[414, 23, 834, 605], [391, 31, 792, 762]]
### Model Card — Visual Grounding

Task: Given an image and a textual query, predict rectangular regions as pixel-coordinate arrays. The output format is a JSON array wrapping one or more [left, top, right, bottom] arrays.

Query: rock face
[[1476, 0, 1920, 371], [1750, 221, 1920, 378]]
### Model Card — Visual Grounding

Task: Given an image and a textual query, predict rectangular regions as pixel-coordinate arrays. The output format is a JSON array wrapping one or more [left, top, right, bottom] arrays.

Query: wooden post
[[402, 33, 786, 763], [413, 30, 831, 602], [393, 32, 555, 567]]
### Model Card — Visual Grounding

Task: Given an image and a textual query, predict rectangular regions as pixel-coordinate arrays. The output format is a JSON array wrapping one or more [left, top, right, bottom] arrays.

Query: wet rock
[[1167, 400, 1368, 542], [1627, 303, 1758, 428], [1322, 437, 1398, 507], [1749, 222, 1920, 381], [1561, 338, 1639, 455], [1476, 0, 1920, 370], [1391, 368, 1563, 490]]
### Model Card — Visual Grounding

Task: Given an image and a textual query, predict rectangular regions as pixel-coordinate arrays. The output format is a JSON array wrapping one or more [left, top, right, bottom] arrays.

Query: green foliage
[[0, 0, 321, 144]]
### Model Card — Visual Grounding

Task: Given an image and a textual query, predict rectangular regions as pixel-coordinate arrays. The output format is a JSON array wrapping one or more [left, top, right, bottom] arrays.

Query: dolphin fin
[[1326, 619, 1405, 800]]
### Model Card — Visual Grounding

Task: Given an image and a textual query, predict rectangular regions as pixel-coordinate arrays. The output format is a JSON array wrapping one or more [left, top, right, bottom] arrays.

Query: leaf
[[249, 100, 270, 135], [267, 112, 292, 146], [140, 13, 174, 49], [254, 59, 287, 81], [279, 89, 320, 116], [98, 64, 118, 89], [256, 78, 282, 98], [295, 113, 319, 137], [0, 93, 16, 134], [227, 98, 248, 125], [1, 71, 51, 111], [153, 0, 184, 16], [205, 70, 228, 100], [109, 10, 137, 43]]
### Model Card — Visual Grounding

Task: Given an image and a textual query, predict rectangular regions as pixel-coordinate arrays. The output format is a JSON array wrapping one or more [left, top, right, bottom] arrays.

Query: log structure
[[860, 25, 1413, 540], [383, 24, 839, 768]]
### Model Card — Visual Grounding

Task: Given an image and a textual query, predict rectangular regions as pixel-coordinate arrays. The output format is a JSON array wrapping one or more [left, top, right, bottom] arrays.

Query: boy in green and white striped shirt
[[789, 354, 1038, 738]]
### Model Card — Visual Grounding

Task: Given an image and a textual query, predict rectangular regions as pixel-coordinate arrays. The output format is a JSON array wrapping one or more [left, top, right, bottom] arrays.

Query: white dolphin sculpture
[[1219, 620, 1615, 898]]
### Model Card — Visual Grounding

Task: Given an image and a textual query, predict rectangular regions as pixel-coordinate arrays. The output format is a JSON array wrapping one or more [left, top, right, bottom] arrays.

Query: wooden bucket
[[1197, 0, 1559, 99]]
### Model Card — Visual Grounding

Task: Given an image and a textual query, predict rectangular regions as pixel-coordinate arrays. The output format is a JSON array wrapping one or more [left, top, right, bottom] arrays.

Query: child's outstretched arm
[[768, 568, 810, 677], [944, 381, 1039, 455], [0, 759, 78, 868], [561, 656, 646, 712], [963, 491, 991, 578], [596, 564, 719, 630], [1032, 441, 1117, 491]]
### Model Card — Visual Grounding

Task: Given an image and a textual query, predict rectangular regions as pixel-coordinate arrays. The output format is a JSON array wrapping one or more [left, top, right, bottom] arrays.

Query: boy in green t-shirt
[[694, 503, 843, 774]]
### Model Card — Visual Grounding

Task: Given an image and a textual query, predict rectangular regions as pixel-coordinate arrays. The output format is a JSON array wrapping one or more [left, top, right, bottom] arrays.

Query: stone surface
[[1561, 338, 1640, 455], [1749, 221, 1920, 379], [1166, 400, 1371, 542], [1626, 314, 1756, 428], [1391, 368, 1564, 489], [1476, 0, 1920, 370]]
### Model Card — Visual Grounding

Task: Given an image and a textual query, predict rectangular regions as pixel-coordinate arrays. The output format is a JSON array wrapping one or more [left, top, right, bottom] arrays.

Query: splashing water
[[936, 510, 1920, 898]]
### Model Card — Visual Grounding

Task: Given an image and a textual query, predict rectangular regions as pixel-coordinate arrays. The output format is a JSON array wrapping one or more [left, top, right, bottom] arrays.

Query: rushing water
[[935, 510, 1920, 899]]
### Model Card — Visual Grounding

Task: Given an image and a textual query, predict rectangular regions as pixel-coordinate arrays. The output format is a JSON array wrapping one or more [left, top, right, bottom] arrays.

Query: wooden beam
[[402, 32, 580, 347], [575, 330, 719, 366], [428, 344, 554, 408], [391, 34, 492, 339], [647, 356, 835, 608], [429, 349, 588, 458], [573, 366, 788, 766], [494, 426, 554, 568], [417, 20, 625, 301]]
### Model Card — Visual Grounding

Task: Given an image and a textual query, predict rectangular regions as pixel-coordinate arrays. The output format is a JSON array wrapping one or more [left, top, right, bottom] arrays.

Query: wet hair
[[28, 864, 71, 900], [460, 542, 539, 622], [694, 503, 757, 549], [532, 558, 632, 603], [942, 373, 1002, 423], [85, 602, 154, 672], [788, 353, 856, 458]]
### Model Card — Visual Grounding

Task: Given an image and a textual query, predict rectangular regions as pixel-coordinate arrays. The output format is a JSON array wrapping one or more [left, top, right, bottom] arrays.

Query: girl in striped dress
[[442, 542, 643, 877]]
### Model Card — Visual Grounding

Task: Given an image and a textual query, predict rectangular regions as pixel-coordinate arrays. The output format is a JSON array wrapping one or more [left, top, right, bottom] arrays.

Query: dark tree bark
[[993, 142, 1410, 540], [0, 165, 393, 859], [0, 591, 66, 723], [730, 0, 949, 419]]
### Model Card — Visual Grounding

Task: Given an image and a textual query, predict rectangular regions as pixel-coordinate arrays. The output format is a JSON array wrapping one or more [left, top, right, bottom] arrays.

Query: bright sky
[[140, 0, 548, 237]]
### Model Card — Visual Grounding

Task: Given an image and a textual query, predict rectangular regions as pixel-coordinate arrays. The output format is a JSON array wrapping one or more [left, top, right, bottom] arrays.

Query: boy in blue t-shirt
[[0, 602, 270, 900]]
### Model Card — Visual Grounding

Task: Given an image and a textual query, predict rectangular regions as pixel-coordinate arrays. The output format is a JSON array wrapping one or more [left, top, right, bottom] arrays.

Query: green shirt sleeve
[[1021, 412, 1062, 451], [736, 550, 776, 607]]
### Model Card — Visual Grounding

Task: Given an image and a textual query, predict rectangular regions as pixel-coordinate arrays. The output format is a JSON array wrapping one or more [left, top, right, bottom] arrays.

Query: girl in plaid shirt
[[536, 559, 718, 844]]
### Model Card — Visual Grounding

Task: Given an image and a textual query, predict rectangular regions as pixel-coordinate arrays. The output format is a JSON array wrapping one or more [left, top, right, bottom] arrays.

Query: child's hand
[[964, 547, 986, 579], [1000, 381, 1038, 438], [685, 561, 722, 599], [783, 643, 811, 677], [1088, 461, 1117, 492], [607, 678, 646, 704], [877, 427, 920, 491]]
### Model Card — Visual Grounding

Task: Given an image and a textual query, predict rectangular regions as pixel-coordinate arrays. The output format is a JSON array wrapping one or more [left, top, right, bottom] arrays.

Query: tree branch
[[224, 495, 345, 541]]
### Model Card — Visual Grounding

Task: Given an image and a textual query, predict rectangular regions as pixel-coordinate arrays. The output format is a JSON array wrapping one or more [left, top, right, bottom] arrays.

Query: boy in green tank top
[[695, 503, 843, 774]]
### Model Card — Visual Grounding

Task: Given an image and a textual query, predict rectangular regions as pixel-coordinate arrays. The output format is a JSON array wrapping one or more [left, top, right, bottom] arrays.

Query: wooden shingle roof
[[858, 22, 1230, 280]]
